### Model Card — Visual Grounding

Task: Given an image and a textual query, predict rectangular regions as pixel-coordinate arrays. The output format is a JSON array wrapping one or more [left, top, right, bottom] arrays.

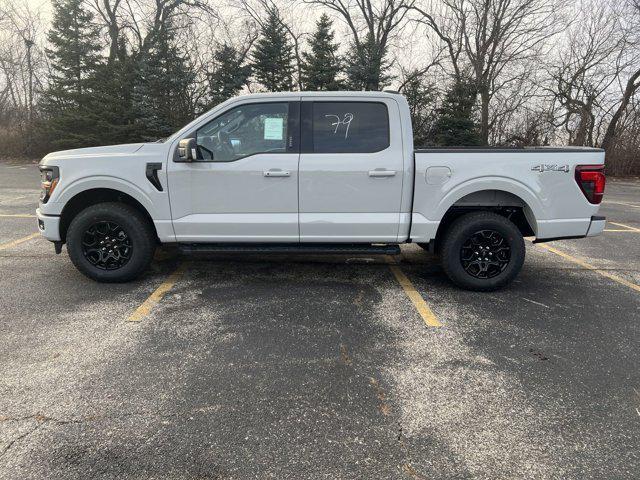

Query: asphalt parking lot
[[1, 160, 639, 479]]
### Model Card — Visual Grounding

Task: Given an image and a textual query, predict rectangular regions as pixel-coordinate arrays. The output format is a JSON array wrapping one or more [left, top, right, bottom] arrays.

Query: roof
[[233, 91, 403, 100]]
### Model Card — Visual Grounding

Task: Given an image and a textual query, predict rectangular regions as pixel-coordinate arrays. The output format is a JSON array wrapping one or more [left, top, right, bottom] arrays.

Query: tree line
[[1, 0, 639, 175]]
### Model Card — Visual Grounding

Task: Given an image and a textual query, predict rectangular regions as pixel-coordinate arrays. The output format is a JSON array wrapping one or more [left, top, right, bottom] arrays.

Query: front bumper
[[586, 215, 606, 237], [36, 208, 61, 241]]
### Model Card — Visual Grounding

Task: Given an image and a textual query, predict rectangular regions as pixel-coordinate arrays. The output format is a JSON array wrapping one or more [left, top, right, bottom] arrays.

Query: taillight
[[575, 165, 605, 204]]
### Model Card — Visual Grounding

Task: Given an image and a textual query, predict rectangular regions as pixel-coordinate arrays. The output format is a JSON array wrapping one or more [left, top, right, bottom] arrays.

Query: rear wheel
[[66, 202, 156, 282], [441, 212, 525, 291]]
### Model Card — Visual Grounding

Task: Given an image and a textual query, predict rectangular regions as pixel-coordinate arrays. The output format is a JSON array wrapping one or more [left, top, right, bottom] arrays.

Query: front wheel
[[441, 212, 525, 291], [66, 202, 156, 282]]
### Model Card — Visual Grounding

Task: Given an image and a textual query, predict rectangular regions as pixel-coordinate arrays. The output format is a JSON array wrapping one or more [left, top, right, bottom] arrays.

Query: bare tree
[[119, 0, 217, 54], [411, 0, 565, 144], [0, 0, 46, 153], [91, 0, 125, 62], [543, 1, 628, 146], [601, 0, 640, 151], [604, 96, 640, 174], [489, 69, 541, 145]]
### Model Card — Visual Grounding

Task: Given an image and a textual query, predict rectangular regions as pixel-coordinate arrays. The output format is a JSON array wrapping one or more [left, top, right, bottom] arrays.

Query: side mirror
[[177, 138, 198, 162]]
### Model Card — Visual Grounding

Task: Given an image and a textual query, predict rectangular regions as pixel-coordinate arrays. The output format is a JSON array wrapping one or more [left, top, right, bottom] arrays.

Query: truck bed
[[408, 147, 606, 243]]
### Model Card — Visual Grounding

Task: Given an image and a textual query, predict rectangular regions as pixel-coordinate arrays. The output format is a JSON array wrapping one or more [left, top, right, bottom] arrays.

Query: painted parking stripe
[[603, 200, 640, 209], [608, 221, 640, 232], [535, 243, 640, 293], [385, 257, 441, 327], [0, 214, 36, 218], [0, 195, 30, 204], [0, 232, 40, 251], [127, 262, 188, 322]]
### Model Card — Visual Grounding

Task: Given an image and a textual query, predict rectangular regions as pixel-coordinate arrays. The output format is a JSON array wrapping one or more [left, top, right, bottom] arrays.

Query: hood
[[42, 143, 145, 161]]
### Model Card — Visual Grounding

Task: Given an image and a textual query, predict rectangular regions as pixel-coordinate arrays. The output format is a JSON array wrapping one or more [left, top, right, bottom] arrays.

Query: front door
[[168, 101, 300, 242], [298, 99, 404, 242]]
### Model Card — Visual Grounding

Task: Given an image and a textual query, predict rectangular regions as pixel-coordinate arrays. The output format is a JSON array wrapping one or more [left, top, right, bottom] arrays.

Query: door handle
[[368, 169, 396, 177], [263, 169, 291, 177]]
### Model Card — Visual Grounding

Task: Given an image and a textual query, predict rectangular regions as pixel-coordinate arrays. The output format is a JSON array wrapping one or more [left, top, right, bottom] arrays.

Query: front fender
[[44, 175, 158, 218]]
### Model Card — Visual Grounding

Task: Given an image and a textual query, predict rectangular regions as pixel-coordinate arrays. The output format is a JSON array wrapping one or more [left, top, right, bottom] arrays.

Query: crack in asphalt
[[0, 421, 45, 459], [0, 413, 89, 459], [336, 342, 427, 479]]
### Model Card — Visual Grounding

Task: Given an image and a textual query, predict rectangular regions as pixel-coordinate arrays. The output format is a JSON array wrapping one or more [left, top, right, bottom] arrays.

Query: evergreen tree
[[41, 0, 103, 149], [433, 79, 482, 146], [344, 33, 392, 91], [91, 41, 139, 144], [132, 26, 196, 141], [300, 14, 343, 90], [251, 9, 295, 92], [401, 72, 437, 146], [207, 44, 252, 108]]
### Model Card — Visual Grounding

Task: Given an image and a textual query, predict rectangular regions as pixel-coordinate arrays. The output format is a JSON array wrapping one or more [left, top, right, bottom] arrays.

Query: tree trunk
[[601, 69, 640, 151], [479, 87, 490, 145], [571, 108, 590, 146], [108, 25, 120, 63]]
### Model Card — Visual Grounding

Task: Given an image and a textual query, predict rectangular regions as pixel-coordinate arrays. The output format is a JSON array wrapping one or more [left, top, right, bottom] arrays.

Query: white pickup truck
[[36, 91, 606, 290]]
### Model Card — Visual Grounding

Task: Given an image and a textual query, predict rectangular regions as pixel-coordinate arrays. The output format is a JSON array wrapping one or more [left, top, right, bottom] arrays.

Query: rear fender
[[435, 177, 543, 236]]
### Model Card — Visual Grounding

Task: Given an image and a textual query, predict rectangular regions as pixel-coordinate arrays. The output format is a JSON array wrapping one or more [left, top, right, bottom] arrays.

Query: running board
[[178, 243, 401, 255]]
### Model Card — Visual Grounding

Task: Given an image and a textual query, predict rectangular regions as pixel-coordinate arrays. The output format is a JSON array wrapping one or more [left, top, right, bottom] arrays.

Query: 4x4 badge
[[531, 164, 570, 173]]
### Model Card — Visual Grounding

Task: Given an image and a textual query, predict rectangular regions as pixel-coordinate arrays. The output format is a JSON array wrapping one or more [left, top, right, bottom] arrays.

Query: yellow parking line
[[0, 232, 39, 251], [127, 262, 188, 322], [604, 229, 636, 232], [608, 221, 640, 232], [0, 195, 29, 204], [386, 257, 441, 327], [604, 200, 640, 209], [535, 243, 640, 293], [0, 214, 36, 218]]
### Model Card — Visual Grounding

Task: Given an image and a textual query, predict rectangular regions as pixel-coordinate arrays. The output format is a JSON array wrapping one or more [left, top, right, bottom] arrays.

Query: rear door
[[298, 98, 404, 242]]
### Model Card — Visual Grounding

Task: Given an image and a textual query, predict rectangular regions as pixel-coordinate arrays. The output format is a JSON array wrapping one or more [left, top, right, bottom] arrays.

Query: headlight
[[39, 166, 60, 203]]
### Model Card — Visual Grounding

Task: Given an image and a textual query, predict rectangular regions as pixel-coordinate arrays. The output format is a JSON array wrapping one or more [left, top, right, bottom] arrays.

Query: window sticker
[[264, 117, 284, 140]]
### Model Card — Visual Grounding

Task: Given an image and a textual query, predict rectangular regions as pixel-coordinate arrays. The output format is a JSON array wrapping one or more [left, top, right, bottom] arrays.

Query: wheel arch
[[59, 188, 158, 243], [432, 188, 537, 253], [436, 178, 543, 221]]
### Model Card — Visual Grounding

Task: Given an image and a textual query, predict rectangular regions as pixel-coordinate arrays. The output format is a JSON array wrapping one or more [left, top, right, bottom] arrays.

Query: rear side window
[[311, 102, 389, 153]]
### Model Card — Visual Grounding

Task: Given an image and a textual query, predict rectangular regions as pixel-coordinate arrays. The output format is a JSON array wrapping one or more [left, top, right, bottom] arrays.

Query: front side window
[[196, 103, 289, 161], [311, 102, 389, 153]]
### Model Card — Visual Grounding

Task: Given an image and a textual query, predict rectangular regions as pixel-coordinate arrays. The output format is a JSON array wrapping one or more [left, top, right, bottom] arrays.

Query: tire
[[66, 202, 156, 282], [441, 212, 525, 291]]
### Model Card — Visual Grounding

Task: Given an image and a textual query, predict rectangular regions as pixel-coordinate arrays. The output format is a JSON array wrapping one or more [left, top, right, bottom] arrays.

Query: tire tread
[[441, 211, 525, 291], [66, 202, 155, 282]]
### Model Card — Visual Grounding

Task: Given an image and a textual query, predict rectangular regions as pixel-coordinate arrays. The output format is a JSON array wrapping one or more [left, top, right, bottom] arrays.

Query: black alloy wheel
[[81, 221, 132, 270], [460, 229, 511, 279], [440, 211, 525, 291], [67, 202, 156, 282]]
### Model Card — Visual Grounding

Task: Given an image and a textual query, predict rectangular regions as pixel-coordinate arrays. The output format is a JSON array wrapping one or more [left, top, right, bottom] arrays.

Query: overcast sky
[[26, 0, 51, 17]]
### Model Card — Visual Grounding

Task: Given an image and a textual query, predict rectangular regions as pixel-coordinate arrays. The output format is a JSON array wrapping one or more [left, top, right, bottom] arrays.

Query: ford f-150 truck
[[36, 91, 606, 290]]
